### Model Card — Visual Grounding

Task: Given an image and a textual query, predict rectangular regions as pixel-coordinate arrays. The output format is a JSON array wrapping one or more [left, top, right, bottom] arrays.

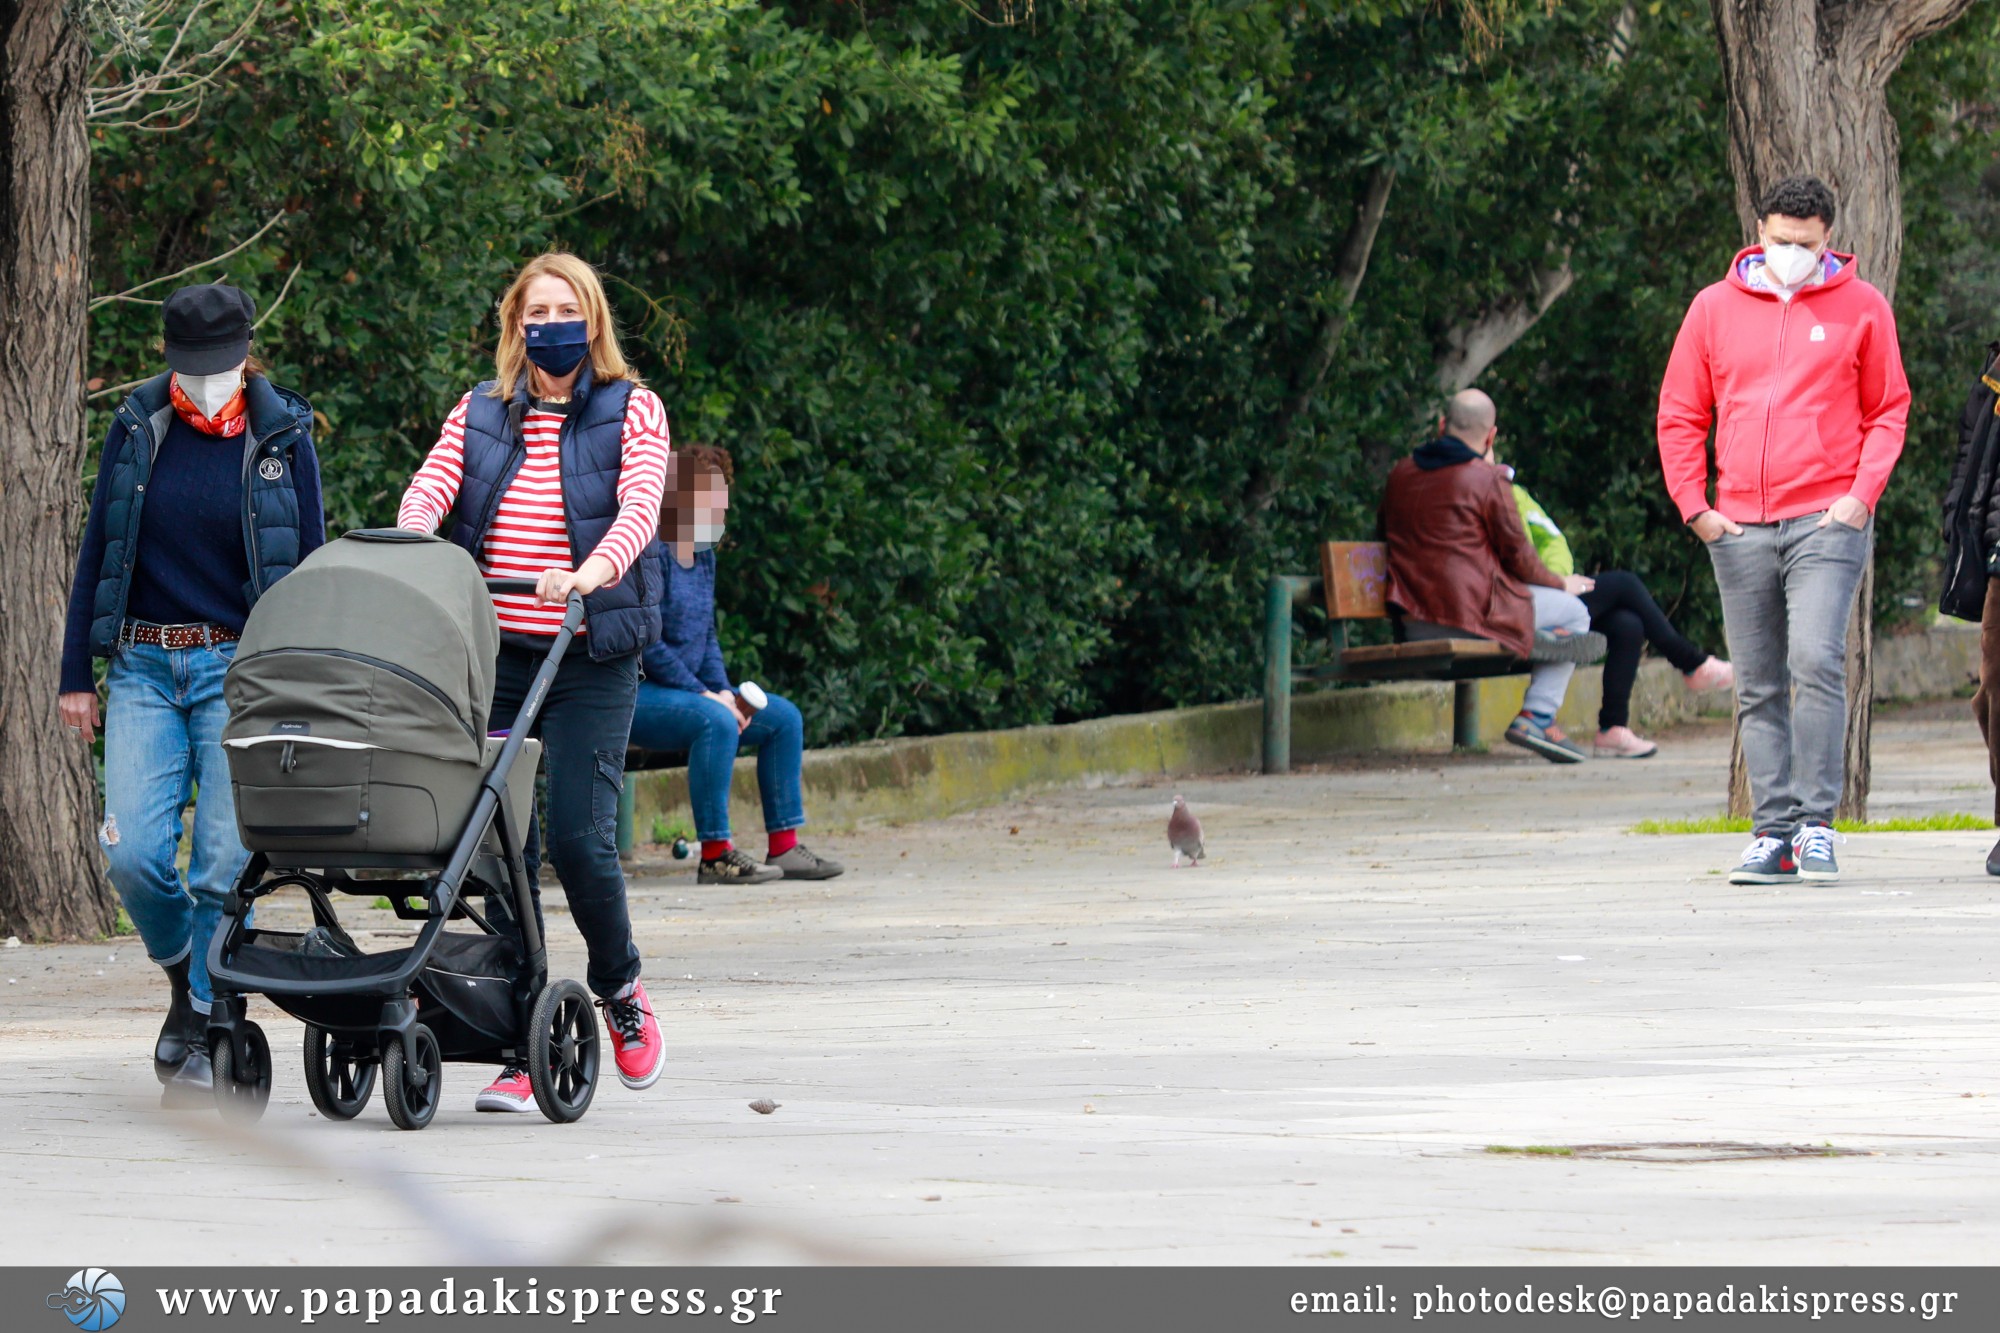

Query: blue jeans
[[100, 640, 247, 1006], [628, 685, 805, 843]]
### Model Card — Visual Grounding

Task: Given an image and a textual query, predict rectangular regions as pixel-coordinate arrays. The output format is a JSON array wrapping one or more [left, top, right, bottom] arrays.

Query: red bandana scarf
[[168, 374, 248, 437]]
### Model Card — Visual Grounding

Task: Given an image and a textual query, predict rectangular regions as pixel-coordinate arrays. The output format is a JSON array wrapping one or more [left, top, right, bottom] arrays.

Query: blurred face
[[521, 274, 584, 331], [666, 462, 731, 549]]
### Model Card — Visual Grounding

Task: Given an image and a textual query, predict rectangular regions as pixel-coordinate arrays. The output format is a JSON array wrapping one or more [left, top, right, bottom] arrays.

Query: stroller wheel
[[528, 979, 600, 1123], [382, 1023, 442, 1131], [303, 1026, 377, 1121], [211, 1021, 272, 1125]]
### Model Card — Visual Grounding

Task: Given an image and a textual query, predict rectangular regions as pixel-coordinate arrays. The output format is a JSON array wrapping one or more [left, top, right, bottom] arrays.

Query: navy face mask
[[524, 319, 590, 376]]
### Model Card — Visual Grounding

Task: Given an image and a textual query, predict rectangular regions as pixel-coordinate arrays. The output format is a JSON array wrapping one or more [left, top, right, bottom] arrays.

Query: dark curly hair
[[1758, 175, 1837, 228], [659, 443, 735, 544]]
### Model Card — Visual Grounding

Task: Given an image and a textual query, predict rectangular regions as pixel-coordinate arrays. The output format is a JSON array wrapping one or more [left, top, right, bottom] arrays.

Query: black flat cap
[[162, 283, 256, 375]]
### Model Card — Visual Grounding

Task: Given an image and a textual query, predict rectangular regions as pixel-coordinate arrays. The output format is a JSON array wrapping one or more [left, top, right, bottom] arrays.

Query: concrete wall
[[628, 624, 1983, 839]]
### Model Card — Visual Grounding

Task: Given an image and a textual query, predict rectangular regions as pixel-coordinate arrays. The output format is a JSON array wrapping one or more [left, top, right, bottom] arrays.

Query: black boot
[[1986, 837, 2000, 876], [154, 958, 196, 1083], [160, 1029, 213, 1109]]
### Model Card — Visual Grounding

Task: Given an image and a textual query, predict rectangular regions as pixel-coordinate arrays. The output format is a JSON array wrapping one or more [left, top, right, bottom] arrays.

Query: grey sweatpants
[[1705, 512, 1871, 831]]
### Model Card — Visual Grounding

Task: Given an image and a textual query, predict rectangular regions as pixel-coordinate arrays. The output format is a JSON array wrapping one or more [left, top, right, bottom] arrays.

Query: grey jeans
[[1705, 512, 1871, 831], [1405, 585, 1591, 720]]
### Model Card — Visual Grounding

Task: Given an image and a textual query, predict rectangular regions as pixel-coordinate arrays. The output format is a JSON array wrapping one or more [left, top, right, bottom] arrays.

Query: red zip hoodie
[[1656, 246, 1910, 524]]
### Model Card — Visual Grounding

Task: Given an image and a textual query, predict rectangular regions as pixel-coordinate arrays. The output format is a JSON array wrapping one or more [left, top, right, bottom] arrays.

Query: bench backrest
[[1320, 541, 1389, 620]]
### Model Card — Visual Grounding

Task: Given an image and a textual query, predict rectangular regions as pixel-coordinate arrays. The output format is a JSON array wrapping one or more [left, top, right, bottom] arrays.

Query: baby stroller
[[204, 529, 599, 1129]]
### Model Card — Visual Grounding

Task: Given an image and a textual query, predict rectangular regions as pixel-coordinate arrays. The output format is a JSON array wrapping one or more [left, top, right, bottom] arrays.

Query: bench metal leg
[[1263, 574, 1324, 775], [1263, 576, 1295, 775], [1453, 680, 1481, 751]]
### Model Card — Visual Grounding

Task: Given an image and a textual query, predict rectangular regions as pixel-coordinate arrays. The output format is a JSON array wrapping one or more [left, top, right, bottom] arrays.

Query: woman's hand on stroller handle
[[533, 557, 615, 607], [484, 575, 584, 613]]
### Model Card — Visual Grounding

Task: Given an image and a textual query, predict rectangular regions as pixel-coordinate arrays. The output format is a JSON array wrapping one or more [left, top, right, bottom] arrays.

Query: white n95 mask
[[1762, 243, 1820, 289], [177, 370, 243, 420]]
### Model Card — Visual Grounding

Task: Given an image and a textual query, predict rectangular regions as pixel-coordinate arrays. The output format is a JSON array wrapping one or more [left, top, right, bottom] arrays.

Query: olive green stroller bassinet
[[205, 529, 600, 1129]]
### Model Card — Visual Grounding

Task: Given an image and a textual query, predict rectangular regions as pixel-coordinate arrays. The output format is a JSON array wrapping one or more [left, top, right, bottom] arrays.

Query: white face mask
[[177, 370, 243, 420], [692, 515, 726, 551], [1761, 242, 1820, 289]]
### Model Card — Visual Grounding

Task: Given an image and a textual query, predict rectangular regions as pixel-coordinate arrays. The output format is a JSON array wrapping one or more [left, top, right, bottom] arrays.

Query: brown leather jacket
[[1379, 446, 1562, 658]]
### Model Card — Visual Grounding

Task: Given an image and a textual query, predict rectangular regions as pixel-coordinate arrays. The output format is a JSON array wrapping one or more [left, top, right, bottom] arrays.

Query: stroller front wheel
[[303, 1026, 377, 1121], [528, 978, 600, 1124], [211, 1021, 272, 1125], [382, 1023, 442, 1131]]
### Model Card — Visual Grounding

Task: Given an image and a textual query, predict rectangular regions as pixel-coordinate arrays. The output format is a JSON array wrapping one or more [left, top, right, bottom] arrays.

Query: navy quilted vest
[[448, 368, 661, 660], [88, 373, 313, 656]]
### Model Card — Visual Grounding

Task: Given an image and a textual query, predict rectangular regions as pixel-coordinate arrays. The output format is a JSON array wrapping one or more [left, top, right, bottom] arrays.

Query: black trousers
[[489, 641, 642, 999], [1578, 570, 1708, 730]]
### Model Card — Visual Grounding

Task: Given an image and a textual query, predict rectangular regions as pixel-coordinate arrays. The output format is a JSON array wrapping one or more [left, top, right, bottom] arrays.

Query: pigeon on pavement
[[1167, 796, 1204, 868]]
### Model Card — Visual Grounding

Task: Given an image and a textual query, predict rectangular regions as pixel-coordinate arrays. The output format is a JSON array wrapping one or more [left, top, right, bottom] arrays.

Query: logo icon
[[258, 457, 285, 481], [47, 1270, 124, 1331], [1809, 325, 1826, 342]]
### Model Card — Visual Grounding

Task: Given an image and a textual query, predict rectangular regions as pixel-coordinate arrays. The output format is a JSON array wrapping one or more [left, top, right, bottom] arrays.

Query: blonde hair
[[487, 252, 640, 398]]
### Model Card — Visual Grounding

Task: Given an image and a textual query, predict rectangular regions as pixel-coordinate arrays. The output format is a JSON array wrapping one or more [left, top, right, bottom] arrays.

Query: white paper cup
[[736, 681, 769, 712]]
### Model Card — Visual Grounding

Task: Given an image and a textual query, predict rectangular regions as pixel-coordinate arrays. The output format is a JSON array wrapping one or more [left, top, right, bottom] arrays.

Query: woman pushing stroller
[[397, 252, 671, 1110]]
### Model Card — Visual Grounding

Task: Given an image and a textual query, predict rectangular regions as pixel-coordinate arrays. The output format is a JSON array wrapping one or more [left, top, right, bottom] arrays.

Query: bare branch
[[251, 264, 302, 331], [88, 209, 290, 310], [88, 1, 264, 124]]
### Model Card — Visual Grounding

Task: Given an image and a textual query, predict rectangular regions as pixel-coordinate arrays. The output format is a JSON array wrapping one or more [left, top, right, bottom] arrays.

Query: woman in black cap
[[58, 282, 324, 1107]]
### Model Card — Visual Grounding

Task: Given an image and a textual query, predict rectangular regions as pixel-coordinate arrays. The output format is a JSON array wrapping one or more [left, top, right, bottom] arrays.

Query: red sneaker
[[475, 1065, 535, 1113], [597, 981, 665, 1089]]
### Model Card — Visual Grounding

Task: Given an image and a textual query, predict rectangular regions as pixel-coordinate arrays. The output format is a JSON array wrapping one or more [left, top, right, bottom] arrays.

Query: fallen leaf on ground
[[749, 1098, 780, 1115]]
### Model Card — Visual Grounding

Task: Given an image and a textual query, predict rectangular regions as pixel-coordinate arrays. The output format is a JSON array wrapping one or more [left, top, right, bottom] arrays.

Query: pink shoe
[[598, 981, 666, 1090], [1593, 725, 1658, 759], [1684, 656, 1734, 691], [474, 1065, 535, 1113]]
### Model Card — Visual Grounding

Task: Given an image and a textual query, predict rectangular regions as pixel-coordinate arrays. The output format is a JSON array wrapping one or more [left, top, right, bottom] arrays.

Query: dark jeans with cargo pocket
[[489, 640, 642, 999]]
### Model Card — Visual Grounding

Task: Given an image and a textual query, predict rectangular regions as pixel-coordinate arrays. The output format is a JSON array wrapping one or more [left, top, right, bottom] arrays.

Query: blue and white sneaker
[[1792, 821, 1842, 881], [1728, 830, 1797, 885]]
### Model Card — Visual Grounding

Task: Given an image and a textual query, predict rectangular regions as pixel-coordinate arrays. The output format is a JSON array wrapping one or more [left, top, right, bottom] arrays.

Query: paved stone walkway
[[4, 705, 1998, 1265]]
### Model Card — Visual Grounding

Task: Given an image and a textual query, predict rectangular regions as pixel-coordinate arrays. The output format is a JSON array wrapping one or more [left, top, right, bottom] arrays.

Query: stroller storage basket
[[226, 734, 538, 855], [236, 928, 522, 1054]]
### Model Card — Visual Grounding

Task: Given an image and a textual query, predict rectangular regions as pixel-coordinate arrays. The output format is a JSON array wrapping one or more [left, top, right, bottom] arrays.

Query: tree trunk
[[0, 0, 116, 939], [1709, 0, 1975, 823], [1245, 161, 1396, 515]]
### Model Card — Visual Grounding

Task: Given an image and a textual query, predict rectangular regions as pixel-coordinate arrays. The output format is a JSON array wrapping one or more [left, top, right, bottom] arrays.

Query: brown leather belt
[[121, 621, 241, 650]]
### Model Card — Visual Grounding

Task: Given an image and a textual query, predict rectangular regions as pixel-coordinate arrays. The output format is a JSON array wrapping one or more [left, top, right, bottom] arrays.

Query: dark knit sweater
[[61, 411, 324, 692], [640, 546, 731, 693]]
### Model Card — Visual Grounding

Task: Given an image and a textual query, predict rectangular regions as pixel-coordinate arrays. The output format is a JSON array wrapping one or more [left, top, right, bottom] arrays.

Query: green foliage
[[1631, 812, 1988, 834], [83, 1, 2000, 747]]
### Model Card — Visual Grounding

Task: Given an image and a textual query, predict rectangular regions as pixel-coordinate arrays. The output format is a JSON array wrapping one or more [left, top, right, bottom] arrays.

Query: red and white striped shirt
[[398, 386, 672, 637]]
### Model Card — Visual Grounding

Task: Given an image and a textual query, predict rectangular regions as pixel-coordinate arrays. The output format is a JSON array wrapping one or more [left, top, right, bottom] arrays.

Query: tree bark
[[1709, 0, 1974, 823], [0, 0, 116, 939]]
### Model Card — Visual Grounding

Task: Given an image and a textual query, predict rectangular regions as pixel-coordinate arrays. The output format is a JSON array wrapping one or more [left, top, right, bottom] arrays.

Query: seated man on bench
[[1380, 388, 1602, 763]]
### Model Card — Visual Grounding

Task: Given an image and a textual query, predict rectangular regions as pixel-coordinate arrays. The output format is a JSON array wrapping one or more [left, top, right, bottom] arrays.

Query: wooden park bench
[[1259, 541, 1600, 772]]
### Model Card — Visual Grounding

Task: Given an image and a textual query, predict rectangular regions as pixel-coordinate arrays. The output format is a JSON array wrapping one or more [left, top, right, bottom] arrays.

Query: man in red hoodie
[[1657, 175, 1910, 886]]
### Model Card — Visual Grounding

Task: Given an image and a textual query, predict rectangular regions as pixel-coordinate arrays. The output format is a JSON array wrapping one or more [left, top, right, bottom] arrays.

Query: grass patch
[[1632, 813, 1988, 835], [1484, 1144, 1575, 1157]]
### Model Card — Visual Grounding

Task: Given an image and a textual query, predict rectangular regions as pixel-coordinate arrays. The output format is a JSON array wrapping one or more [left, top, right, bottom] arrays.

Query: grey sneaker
[[1530, 628, 1609, 664], [698, 848, 783, 885], [1728, 830, 1798, 885], [1503, 714, 1586, 764], [767, 844, 845, 880], [1791, 821, 1842, 881]]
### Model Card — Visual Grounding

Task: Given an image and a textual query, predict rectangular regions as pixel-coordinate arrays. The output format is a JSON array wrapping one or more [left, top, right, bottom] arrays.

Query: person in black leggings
[[1507, 460, 1733, 757]]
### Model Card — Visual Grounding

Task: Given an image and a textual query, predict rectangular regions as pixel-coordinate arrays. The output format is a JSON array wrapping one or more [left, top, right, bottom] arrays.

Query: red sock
[[700, 839, 732, 861], [768, 828, 798, 858]]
